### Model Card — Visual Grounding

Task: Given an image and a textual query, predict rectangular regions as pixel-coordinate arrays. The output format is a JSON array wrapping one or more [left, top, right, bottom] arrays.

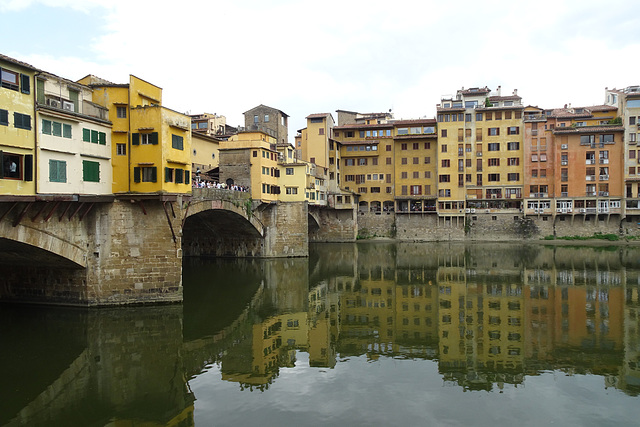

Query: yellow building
[[393, 120, 438, 213], [219, 130, 279, 202], [437, 87, 524, 219], [191, 131, 220, 182], [77, 75, 191, 194], [0, 54, 37, 196]]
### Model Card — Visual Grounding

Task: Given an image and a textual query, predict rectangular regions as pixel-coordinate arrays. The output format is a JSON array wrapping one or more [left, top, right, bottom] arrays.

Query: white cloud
[[6, 0, 640, 138]]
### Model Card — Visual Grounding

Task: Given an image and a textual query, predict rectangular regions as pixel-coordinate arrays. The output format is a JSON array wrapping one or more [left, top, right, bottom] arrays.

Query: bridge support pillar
[[259, 201, 308, 257]]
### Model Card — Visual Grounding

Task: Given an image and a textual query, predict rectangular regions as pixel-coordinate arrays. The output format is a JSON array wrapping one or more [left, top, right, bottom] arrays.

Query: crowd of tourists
[[191, 180, 249, 192]]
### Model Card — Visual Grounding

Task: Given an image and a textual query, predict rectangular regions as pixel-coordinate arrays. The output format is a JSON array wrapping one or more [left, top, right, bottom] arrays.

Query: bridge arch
[[0, 220, 86, 268]]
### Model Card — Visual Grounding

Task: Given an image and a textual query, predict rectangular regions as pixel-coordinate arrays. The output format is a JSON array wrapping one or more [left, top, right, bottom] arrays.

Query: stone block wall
[[356, 211, 395, 238], [260, 201, 308, 257], [554, 214, 621, 237], [90, 199, 183, 305], [395, 214, 465, 241], [310, 207, 357, 242]]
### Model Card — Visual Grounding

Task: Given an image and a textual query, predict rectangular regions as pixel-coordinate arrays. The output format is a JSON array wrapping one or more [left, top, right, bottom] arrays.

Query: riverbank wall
[[353, 212, 640, 241]]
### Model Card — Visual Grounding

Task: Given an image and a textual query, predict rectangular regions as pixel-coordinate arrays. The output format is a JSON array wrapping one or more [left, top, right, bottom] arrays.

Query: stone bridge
[[0, 189, 310, 306]]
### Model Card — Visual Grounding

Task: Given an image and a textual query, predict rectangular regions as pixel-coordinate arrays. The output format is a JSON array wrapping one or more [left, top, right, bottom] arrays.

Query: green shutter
[[24, 155, 33, 181], [83, 128, 90, 142], [134, 167, 141, 182], [165, 167, 172, 182], [68, 90, 79, 112], [42, 119, 52, 135], [150, 132, 158, 145], [0, 151, 4, 178], [20, 74, 30, 94], [132, 133, 139, 145], [151, 167, 157, 182], [52, 121, 62, 137], [91, 130, 99, 144], [36, 79, 45, 104], [82, 160, 100, 182], [49, 160, 66, 183], [98, 132, 106, 145], [0, 109, 8, 125], [175, 169, 183, 184], [184, 170, 190, 184], [63, 124, 72, 139]]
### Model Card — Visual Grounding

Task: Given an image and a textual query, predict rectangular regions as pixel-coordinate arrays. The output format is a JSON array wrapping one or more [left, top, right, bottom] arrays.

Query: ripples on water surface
[[2, 242, 640, 426]]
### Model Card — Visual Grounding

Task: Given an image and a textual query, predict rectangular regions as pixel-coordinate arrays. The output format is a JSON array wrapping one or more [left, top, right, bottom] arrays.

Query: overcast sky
[[2, 0, 639, 140]]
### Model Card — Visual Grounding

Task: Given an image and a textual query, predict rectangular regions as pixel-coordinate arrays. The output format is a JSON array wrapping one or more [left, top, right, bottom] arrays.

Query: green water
[[2, 242, 640, 426]]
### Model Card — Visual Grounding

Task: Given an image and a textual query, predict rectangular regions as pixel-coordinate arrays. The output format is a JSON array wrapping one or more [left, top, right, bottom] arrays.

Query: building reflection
[[216, 243, 639, 395]]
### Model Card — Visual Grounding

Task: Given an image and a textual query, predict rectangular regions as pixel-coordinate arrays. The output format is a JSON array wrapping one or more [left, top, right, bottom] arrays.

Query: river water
[[2, 242, 640, 426]]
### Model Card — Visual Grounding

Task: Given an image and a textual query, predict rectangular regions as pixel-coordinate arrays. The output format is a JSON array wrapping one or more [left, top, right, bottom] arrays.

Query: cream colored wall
[[37, 110, 112, 195]]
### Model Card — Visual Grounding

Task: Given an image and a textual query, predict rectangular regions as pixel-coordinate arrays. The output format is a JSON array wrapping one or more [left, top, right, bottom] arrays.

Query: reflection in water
[[2, 243, 640, 426], [198, 243, 640, 396]]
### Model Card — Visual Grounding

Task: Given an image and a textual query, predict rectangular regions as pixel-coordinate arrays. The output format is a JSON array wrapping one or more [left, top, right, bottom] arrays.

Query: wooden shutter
[[82, 128, 90, 142], [165, 167, 172, 182], [175, 169, 183, 184], [99, 132, 106, 145], [63, 124, 72, 139], [42, 119, 52, 135], [52, 121, 62, 136], [132, 133, 139, 145], [91, 130, 99, 143], [184, 170, 189, 183], [134, 167, 141, 182], [36, 79, 45, 104], [151, 167, 157, 182], [20, 74, 30, 94], [0, 151, 3, 178], [150, 132, 159, 145], [24, 155, 33, 181]]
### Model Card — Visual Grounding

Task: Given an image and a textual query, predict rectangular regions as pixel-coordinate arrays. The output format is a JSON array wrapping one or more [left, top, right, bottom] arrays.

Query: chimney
[[497, 85, 502, 96], [513, 89, 518, 96]]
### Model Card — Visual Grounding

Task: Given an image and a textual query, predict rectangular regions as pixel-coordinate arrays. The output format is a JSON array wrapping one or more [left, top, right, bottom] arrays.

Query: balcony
[[600, 158, 609, 164], [586, 175, 596, 181], [599, 175, 609, 181], [598, 191, 610, 196], [586, 191, 597, 197], [586, 159, 596, 165]]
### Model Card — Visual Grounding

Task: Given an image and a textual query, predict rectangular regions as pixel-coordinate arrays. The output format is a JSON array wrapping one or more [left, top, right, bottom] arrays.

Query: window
[[599, 134, 614, 143], [82, 160, 100, 182], [13, 112, 31, 130], [116, 106, 127, 118], [488, 143, 500, 151], [134, 166, 157, 183], [165, 167, 174, 183], [507, 141, 519, 150], [476, 113, 483, 121], [0, 108, 8, 126], [507, 126, 519, 135], [2, 153, 24, 179], [0, 68, 19, 91], [442, 159, 450, 167], [82, 128, 106, 144], [413, 157, 419, 164], [286, 167, 294, 175], [488, 158, 500, 166], [401, 172, 408, 179], [508, 173, 519, 181], [402, 158, 408, 165], [319, 127, 325, 135], [507, 157, 519, 166], [630, 116, 636, 125], [495, 111, 502, 120], [49, 160, 66, 182], [413, 171, 419, 178], [630, 133, 637, 143], [117, 143, 126, 155], [441, 129, 447, 137], [424, 156, 431, 164], [488, 173, 500, 182], [172, 134, 184, 150], [254, 115, 259, 123], [401, 143, 407, 150], [488, 127, 499, 136], [439, 175, 450, 183], [286, 187, 298, 195], [264, 114, 269, 122], [132, 132, 158, 145], [441, 144, 448, 153]]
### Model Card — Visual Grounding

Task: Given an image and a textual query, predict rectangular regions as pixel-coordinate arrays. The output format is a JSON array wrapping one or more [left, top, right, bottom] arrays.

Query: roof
[[392, 119, 437, 126], [243, 104, 289, 117], [458, 87, 491, 95], [488, 95, 522, 101], [0, 53, 38, 71], [334, 123, 394, 130], [306, 113, 331, 119], [553, 125, 624, 134]]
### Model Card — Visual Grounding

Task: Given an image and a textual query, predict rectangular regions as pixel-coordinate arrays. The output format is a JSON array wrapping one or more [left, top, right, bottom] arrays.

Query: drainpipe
[[128, 84, 131, 193], [33, 71, 41, 195]]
